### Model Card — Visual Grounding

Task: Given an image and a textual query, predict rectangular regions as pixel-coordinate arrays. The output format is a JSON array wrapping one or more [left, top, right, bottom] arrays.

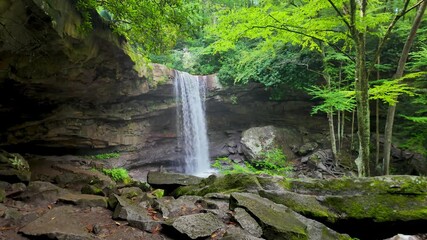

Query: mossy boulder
[[280, 175, 427, 196], [173, 174, 262, 197], [259, 189, 338, 222], [267, 175, 427, 224], [230, 192, 308, 240]]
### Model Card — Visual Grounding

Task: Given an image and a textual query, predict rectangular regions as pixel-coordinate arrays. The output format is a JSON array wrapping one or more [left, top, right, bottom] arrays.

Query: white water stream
[[174, 71, 212, 176]]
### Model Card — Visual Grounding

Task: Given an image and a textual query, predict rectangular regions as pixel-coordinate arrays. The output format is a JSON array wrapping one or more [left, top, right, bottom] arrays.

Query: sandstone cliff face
[[0, 0, 173, 151], [0, 0, 327, 174]]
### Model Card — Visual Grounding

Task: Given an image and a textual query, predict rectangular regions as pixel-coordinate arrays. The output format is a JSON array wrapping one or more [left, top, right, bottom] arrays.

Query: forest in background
[[77, 0, 427, 176]]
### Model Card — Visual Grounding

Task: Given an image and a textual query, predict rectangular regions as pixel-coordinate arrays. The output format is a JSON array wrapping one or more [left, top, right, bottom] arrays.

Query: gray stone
[[171, 212, 224, 239], [147, 171, 202, 186], [230, 192, 307, 240], [204, 192, 230, 200], [59, 193, 108, 208], [113, 194, 161, 232], [223, 226, 265, 240], [4, 208, 22, 222], [11, 182, 27, 193], [297, 142, 319, 156], [155, 195, 202, 218], [17, 181, 69, 203], [240, 126, 302, 161], [19, 206, 94, 240], [228, 147, 237, 154], [119, 186, 144, 200], [234, 207, 263, 237]]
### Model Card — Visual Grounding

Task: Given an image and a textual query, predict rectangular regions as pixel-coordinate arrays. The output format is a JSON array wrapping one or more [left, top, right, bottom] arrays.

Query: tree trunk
[[328, 111, 338, 162], [352, 0, 369, 177], [383, 1, 427, 175]]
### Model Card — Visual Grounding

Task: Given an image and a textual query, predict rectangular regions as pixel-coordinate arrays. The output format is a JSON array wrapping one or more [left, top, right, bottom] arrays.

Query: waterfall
[[174, 70, 211, 175]]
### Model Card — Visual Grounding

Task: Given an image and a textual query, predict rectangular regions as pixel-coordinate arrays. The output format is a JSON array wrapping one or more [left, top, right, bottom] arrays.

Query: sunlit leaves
[[369, 79, 416, 105], [307, 86, 356, 114], [77, 0, 203, 54]]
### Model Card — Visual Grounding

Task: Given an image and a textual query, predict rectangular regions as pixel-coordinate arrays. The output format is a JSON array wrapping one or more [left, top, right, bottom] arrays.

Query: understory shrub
[[212, 148, 292, 176], [102, 168, 131, 183]]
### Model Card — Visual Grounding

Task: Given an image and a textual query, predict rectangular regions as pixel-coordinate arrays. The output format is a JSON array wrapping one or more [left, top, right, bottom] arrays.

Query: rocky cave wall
[[0, 0, 331, 175]]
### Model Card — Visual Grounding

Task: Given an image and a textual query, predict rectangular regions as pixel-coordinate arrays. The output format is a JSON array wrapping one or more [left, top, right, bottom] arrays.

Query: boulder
[[230, 192, 308, 240], [173, 174, 262, 197], [52, 164, 115, 192], [58, 193, 108, 208], [170, 212, 224, 239], [233, 207, 263, 237], [148, 171, 203, 193], [155, 195, 203, 218], [113, 194, 161, 232], [222, 226, 265, 240], [240, 126, 302, 161], [0, 150, 31, 183], [263, 176, 427, 239], [297, 142, 319, 156], [148, 171, 203, 186], [19, 206, 95, 239], [16, 181, 69, 204]]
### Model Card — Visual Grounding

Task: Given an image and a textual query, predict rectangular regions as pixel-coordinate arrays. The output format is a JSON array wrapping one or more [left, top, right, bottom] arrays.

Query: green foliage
[[212, 149, 292, 176], [151, 189, 165, 199], [102, 168, 131, 183], [88, 152, 120, 160], [216, 43, 322, 91], [369, 78, 417, 106], [307, 86, 356, 114], [9, 156, 26, 170], [76, 0, 204, 54]]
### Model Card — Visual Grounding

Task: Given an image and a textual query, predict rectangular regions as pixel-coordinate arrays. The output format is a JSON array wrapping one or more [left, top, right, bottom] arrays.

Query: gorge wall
[[0, 0, 331, 178]]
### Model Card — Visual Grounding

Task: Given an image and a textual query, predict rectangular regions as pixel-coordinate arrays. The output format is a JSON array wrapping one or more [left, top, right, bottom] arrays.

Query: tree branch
[[368, 0, 423, 78], [248, 25, 354, 61], [327, 0, 352, 31]]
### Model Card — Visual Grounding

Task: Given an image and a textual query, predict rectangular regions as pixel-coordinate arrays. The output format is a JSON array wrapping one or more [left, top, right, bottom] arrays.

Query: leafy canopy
[[77, 0, 203, 54]]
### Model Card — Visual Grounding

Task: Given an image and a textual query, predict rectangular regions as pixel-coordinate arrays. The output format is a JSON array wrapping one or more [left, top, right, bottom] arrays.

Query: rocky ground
[[1, 150, 427, 240]]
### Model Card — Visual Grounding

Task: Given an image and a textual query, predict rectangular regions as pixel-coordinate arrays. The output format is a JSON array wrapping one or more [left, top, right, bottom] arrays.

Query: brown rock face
[[0, 0, 327, 175], [0, 0, 174, 153]]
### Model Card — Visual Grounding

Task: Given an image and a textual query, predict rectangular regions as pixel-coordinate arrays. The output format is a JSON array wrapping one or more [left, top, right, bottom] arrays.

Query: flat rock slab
[[234, 207, 263, 237], [113, 194, 161, 232], [230, 192, 308, 240], [19, 205, 94, 240], [147, 171, 202, 186], [155, 195, 203, 218], [59, 193, 108, 208], [171, 212, 224, 239]]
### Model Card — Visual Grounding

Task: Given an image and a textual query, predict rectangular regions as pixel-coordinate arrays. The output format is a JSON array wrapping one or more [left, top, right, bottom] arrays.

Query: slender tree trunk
[[383, 1, 427, 175], [337, 110, 341, 152], [376, 99, 380, 166], [376, 57, 380, 168], [321, 45, 338, 162], [341, 111, 345, 150], [352, 0, 369, 177], [351, 110, 355, 151], [328, 111, 338, 162]]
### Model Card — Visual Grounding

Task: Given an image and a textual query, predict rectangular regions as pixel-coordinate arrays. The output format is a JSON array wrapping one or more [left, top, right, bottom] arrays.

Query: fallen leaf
[[86, 224, 93, 233]]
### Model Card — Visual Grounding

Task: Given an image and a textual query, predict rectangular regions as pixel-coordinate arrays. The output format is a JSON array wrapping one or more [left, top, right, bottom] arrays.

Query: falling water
[[174, 70, 211, 175]]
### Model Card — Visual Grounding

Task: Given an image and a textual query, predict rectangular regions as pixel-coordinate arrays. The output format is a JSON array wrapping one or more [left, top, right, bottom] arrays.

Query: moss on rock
[[173, 174, 262, 197], [323, 194, 427, 222], [280, 175, 427, 196], [259, 190, 338, 222]]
